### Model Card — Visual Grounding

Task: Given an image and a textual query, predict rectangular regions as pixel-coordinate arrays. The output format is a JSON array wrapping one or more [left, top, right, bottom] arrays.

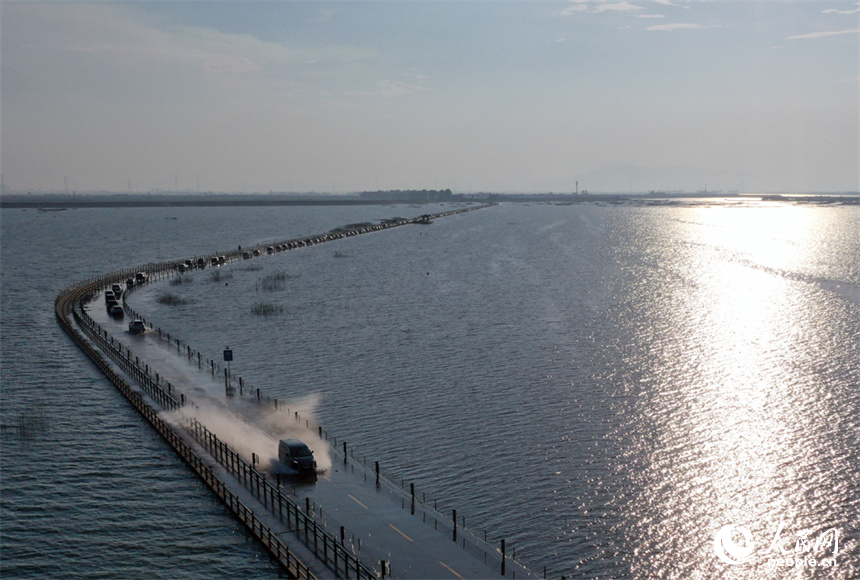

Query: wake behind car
[[278, 439, 317, 475]]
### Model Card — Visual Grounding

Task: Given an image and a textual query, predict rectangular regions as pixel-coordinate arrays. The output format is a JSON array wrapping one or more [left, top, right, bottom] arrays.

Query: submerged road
[[67, 205, 538, 579]]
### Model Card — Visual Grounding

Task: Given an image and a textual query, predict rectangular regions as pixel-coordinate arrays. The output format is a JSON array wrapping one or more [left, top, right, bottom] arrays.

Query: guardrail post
[[453, 509, 457, 542], [334, 539, 339, 574], [501, 539, 506, 576]]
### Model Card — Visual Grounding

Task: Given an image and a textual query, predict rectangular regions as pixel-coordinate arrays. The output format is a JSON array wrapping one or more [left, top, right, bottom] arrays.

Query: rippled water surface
[[3, 201, 859, 578]]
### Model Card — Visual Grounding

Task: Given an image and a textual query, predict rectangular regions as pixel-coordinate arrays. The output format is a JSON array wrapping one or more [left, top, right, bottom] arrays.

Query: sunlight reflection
[[622, 205, 855, 579]]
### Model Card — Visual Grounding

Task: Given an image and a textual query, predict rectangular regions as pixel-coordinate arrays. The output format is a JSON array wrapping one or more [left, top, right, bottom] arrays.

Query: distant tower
[[64, 176, 68, 193]]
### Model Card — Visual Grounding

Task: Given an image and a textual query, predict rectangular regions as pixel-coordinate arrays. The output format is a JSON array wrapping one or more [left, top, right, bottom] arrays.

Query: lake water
[[2, 200, 858, 578]]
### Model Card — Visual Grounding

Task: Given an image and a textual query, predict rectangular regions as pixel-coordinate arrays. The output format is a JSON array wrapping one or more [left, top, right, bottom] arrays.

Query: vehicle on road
[[278, 439, 317, 475], [128, 319, 146, 334]]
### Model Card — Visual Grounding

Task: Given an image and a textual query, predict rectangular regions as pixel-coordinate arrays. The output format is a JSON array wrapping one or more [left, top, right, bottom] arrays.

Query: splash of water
[[163, 393, 332, 473]]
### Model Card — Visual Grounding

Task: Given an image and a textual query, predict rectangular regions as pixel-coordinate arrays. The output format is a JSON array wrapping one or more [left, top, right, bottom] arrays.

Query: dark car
[[278, 439, 317, 475], [128, 319, 146, 334]]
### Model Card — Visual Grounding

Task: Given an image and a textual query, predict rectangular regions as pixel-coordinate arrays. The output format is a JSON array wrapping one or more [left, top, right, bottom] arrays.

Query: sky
[[1, 1, 858, 194]]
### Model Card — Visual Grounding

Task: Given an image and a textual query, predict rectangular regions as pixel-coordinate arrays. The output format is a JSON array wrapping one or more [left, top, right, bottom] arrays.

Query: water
[[2, 200, 858, 578], [0, 204, 443, 579]]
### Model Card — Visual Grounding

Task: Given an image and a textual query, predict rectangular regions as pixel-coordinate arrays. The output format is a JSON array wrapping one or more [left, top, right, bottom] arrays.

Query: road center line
[[438, 560, 464, 579], [388, 524, 414, 542], [348, 494, 369, 510]]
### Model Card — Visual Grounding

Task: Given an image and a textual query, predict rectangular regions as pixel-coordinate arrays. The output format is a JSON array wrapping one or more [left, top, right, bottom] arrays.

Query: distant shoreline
[[1, 192, 857, 209], [0, 197, 425, 209]]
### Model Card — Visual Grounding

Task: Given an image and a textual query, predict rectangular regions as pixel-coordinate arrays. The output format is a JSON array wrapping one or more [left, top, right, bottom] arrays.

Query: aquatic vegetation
[[258, 271, 292, 291], [10, 405, 49, 438], [251, 302, 284, 316], [157, 292, 194, 306], [209, 270, 233, 283]]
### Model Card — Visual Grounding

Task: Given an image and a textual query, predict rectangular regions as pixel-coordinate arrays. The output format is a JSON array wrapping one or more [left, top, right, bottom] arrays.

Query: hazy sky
[[2, 1, 858, 193]]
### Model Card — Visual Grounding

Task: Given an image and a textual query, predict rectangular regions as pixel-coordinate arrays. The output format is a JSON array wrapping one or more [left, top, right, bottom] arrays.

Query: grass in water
[[157, 292, 194, 306], [209, 270, 233, 283], [251, 302, 284, 316], [259, 271, 292, 291]]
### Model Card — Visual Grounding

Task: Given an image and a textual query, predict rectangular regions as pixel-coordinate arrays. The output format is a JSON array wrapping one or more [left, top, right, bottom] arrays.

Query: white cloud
[[348, 72, 430, 99], [561, 1, 588, 14], [787, 29, 859, 40], [376, 79, 427, 98], [22, 3, 371, 81], [562, 1, 644, 15], [638, 14, 666, 19], [647, 23, 703, 31], [593, 2, 645, 13], [822, 4, 860, 15]]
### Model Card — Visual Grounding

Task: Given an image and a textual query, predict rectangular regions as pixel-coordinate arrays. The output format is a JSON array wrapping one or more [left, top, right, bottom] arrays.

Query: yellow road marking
[[348, 494, 369, 510], [438, 561, 464, 579], [388, 524, 414, 542]]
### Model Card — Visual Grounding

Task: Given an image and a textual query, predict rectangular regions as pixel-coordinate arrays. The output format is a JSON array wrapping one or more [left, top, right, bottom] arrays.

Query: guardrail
[[55, 280, 316, 579], [190, 419, 376, 579]]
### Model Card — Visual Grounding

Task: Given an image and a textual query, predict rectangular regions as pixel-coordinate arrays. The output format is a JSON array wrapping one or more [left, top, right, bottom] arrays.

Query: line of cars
[[104, 283, 125, 318], [101, 272, 150, 333]]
